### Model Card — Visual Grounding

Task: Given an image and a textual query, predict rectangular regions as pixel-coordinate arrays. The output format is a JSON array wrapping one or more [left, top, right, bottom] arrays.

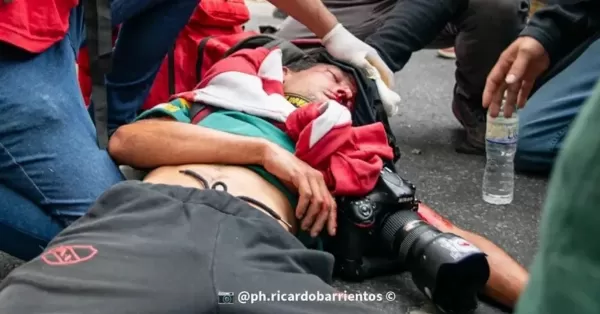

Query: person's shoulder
[[155, 99, 191, 113], [135, 99, 192, 123]]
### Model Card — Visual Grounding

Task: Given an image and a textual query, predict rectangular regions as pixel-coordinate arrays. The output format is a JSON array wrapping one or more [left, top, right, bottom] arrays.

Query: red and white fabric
[[285, 102, 394, 195], [175, 47, 394, 195], [177, 47, 295, 121]]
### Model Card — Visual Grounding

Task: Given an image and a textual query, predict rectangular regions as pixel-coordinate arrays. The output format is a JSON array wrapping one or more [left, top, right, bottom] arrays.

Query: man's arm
[[109, 118, 269, 169], [418, 204, 528, 309], [521, 1, 600, 64], [267, 0, 400, 106], [109, 116, 338, 237], [267, 0, 337, 38], [364, 0, 464, 72]]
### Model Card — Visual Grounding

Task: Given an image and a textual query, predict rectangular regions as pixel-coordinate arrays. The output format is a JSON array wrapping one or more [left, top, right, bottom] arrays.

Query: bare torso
[[143, 164, 297, 232]]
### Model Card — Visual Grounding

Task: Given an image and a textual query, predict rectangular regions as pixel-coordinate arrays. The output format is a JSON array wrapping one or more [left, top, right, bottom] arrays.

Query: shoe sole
[[437, 49, 456, 59]]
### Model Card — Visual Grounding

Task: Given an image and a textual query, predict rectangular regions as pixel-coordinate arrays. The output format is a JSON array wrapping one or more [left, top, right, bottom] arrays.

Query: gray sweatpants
[[276, 0, 529, 111], [0, 181, 381, 313]]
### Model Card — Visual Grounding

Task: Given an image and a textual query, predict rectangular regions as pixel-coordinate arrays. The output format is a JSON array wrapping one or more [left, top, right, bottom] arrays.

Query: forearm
[[365, 0, 464, 72], [521, 1, 600, 64], [417, 203, 528, 309], [267, 0, 337, 38], [108, 119, 268, 169], [451, 228, 528, 309]]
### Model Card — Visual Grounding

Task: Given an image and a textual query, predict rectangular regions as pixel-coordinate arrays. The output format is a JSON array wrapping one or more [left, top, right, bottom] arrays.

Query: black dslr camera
[[325, 167, 491, 313]]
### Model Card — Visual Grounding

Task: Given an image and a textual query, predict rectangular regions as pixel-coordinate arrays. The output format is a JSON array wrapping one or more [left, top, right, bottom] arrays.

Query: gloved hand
[[322, 24, 401, 117]]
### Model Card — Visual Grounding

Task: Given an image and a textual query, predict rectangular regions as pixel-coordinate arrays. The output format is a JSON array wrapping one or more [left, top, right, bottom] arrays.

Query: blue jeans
[[516, 36, 600, 174], [0, 0, 198, 261]]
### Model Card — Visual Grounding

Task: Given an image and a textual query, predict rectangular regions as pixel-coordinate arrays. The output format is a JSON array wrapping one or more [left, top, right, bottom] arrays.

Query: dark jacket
[[521, 1, 600, 65], [364, 0, 469, 72]]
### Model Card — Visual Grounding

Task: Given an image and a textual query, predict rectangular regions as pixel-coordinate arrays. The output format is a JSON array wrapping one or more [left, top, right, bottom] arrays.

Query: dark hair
[[285, 48, 329, 72]]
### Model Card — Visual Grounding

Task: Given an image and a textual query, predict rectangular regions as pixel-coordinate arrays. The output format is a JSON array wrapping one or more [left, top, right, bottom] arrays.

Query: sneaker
[[452, 98, 486, 155], [437, 47, 456, 59]]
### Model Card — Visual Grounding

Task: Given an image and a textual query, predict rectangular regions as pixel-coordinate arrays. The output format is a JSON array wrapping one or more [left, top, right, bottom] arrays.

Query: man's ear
[[282, 67, 291, 81]]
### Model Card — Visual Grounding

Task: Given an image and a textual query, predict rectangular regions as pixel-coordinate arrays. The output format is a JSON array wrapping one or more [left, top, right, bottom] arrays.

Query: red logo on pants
[[41, 245, 98, 266]]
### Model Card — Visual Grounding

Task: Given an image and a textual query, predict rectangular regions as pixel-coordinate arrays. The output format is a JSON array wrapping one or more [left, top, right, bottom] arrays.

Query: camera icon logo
[[218, 292, 235, 304]]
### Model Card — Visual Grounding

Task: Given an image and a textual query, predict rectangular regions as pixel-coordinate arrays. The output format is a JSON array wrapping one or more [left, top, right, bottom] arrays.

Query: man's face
[[283, 64, 357, 109]]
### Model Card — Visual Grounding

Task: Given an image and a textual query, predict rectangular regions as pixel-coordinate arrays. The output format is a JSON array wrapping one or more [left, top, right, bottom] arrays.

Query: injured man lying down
[[0, 48, 527, 313]]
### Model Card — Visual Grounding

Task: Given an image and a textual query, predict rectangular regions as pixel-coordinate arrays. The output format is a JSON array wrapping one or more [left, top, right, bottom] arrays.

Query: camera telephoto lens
[[380, 210, 490, 313]]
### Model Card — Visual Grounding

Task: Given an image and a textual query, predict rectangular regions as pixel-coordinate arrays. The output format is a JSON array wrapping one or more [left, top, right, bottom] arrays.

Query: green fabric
[[135, 98, 192, 123], [515, 81, 600, 314], [135, 99, 297, 207], [135, 100, 323, 249], [198, 111, 297, 208]]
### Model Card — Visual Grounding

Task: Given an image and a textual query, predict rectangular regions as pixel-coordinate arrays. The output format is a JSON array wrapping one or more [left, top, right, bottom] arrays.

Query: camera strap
[[83, 0, 113, 149]]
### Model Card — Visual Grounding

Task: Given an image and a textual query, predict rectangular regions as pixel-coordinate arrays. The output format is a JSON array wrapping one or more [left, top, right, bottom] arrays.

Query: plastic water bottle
[[482, 103, 518, 205]]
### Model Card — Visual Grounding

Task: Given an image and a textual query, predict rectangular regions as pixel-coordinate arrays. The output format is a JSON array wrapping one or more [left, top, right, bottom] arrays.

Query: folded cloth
[[175, 47, 394, 195], [286, 101, 394, 196], [176, 47, 296, 122]]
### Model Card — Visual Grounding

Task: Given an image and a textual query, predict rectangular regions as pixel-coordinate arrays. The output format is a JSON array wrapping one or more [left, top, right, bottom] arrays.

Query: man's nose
[[335, 87, 354, 102], [334, 87, 355, 110]]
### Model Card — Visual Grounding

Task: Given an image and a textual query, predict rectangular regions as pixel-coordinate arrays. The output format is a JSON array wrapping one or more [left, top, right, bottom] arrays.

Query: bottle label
[[486, 119, 518, 144]]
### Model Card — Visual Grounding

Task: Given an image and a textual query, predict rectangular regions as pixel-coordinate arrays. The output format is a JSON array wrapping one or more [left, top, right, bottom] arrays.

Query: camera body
[[326, 167, 418, 280], [326, 166, 490, 313]]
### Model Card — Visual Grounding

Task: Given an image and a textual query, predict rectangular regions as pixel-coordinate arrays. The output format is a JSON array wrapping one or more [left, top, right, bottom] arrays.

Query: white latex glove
[[322, 24, 401, 117]]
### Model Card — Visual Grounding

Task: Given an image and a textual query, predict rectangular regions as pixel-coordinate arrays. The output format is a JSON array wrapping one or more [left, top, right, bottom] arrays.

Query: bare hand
[[261, 142, 337, 237], [483, 36, 550, 118]]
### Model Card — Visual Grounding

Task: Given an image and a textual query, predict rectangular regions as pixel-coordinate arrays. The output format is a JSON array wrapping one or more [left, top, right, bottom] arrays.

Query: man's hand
[[261, 142, 337, 238], [266, 0, 401, 116], [322, 24, 401, 116], [483, 36, 550, 118]]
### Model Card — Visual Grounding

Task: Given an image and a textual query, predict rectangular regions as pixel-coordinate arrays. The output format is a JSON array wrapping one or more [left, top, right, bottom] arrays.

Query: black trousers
[[0, 181, 380, 313]]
